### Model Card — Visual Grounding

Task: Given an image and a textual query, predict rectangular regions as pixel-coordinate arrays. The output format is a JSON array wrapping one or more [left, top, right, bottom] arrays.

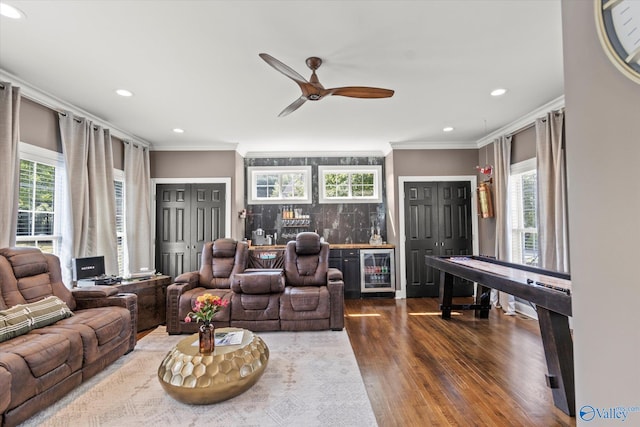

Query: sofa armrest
[[71, 285, 119, 299], [72, 292, 138, 353], [326, 273, 345, 331], [166, 273, 198, 334], [328, 267, 343, 282], [0, 366, 10, 414], [174, 271, 199, 285]]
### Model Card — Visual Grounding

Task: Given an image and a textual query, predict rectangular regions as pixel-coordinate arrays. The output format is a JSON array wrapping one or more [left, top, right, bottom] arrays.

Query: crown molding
[[389, 140, 478, 150], [243, 150, 388, 158], [151, 142, 239, 152], [475, 95, 565, 148], [1, 68, 152, 148]]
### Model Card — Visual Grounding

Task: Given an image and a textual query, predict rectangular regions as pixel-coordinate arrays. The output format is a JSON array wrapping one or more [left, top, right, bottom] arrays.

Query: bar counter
[[248, 243, 395, 250]]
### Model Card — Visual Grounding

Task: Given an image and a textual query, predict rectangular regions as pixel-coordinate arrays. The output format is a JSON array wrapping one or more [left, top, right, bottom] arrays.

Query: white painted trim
[[476, 95, 565, 148], [510, 158, 536, 175], [243, 150, 388, 158], [396, 175, 479, 299], [516, 300, 538, 319], [19, 142, 64, 166], [1, 68, 151, 149], [150, 178, 232, 268], [151, 143, 239, 152], [389, 140, 477, 150], [247, 166, 312, 205], [318, 165, 383, 204]]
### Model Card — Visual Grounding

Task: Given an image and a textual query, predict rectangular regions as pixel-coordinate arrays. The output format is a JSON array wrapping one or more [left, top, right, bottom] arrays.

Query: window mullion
[[30, 162, 38, 236]]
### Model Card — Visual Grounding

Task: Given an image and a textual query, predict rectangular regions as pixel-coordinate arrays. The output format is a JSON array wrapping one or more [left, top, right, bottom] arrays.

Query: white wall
[[562, 1, 640, 425]]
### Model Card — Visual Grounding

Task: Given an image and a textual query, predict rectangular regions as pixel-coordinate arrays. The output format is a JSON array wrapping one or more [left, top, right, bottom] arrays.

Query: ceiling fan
[[259, 53, 394, 117]]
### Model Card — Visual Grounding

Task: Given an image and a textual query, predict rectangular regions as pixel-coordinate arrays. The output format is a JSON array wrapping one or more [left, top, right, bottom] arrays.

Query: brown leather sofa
[[0, 247, 137, 427], [166, 233, 344, 334]]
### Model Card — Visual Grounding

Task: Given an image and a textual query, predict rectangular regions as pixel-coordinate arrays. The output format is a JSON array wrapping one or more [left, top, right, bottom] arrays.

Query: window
[[319, 165, 382, 203], [509, 159, 538, 266], [247, 166, 312, 204], [114, 171, 126, 276], [16, 144, 64, 254]]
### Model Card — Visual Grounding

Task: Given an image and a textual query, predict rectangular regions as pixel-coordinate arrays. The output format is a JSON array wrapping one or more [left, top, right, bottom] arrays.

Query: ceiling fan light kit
[[259, 53, 394, 117]]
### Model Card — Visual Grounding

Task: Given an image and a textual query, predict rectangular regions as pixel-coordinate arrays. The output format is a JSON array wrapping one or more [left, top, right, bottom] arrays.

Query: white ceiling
[[0, 0, 564, 156]]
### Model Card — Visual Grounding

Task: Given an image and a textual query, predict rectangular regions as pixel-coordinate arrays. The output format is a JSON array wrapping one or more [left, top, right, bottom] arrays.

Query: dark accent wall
[[244, 156, 386, 245]]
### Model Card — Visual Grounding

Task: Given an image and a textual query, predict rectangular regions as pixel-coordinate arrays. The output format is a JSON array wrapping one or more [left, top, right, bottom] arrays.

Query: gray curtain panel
[[492, 135, 515, 313], [124, 142, 152, 274], [536, 110, 569, 273], [58, 113, 119, 275], [0, 82, 20, 248]]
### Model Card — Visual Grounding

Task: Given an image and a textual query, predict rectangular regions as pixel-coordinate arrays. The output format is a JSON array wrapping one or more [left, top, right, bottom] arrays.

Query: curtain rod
[[122, 140, 147, 151], [1, 70, 151, 149], [506, 108, 565, 137]]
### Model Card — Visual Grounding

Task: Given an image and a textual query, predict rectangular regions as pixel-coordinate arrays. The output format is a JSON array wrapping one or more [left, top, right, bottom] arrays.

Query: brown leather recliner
[[281, 232, 345, 331], [166, 238, 248, 334], [230, 268, 285, 332]]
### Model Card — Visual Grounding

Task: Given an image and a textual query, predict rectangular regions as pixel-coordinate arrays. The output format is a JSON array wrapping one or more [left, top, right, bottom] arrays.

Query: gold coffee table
[[157, 327, 269, 404]]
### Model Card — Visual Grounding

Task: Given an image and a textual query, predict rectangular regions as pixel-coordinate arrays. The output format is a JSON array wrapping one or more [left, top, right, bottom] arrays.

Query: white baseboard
[[515, 300, 538, 319]]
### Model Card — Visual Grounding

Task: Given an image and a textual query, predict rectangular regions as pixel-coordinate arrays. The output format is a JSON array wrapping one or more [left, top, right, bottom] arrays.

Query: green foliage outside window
[[324, 171, 375, 199]]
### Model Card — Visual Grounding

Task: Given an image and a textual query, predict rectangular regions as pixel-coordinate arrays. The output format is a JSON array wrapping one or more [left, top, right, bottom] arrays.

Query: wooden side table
[[116, 275, 171, 331], [157, 327, 269, 404]]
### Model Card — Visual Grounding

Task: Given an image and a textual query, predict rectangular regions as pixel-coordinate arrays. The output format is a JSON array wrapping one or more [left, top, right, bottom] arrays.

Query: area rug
[[19, 327, 377, 427]]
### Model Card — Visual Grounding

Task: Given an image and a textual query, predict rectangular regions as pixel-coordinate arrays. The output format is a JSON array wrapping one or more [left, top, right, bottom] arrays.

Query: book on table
[[214, 330, 244, 346]]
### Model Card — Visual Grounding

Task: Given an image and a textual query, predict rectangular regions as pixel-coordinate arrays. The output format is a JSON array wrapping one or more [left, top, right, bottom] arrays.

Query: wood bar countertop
[[248, 243, 395, 250]]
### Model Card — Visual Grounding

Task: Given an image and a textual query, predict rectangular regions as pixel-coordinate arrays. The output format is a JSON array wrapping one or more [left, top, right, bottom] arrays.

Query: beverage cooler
[[360, 249, 395, 293]]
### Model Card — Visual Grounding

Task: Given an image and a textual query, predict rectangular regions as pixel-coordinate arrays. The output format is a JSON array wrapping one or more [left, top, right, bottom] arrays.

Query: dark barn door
[[405, 181, 473, 298], [156, 183, 226, 279]]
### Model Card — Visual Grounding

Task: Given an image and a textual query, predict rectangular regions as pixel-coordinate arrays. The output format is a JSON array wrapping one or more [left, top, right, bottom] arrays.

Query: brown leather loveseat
[[166, 233, 344, 334], [0, 247, 137, 427]]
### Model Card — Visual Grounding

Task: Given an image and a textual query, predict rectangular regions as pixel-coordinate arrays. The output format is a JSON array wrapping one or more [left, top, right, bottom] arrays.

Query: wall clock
[[595, 0, 640, 84]]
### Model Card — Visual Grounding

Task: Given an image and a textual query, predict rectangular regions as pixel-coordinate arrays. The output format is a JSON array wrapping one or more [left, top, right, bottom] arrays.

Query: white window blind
[[114, 177, 125, 276], [16, 154, 63, 254], [509, 159, 539, 266]]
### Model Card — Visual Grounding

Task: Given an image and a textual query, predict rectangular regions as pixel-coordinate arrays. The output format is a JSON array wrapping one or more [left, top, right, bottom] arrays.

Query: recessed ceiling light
[[443, 126, 454, 132], [0, 3, 25, 19], [173, 128, 185, 134], [490, 88, 507, 97], [115, 89, 133, 97]]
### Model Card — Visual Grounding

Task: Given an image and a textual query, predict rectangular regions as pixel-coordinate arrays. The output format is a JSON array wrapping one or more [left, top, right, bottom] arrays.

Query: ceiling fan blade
[[259, 53, 308, 85], [278, 96, 307, 117], [327, 86, 395, 98]]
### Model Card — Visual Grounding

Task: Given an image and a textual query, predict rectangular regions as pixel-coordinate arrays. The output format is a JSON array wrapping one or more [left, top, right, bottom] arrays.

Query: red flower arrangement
[[184, 293, 229, 324]]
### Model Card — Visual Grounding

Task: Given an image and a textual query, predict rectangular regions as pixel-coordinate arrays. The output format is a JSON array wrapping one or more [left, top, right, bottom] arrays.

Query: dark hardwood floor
[[344, 297, 576, 427]]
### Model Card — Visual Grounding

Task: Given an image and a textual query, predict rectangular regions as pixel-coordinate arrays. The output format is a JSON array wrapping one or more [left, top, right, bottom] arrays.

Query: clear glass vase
[[198, 322, 215, 355]]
